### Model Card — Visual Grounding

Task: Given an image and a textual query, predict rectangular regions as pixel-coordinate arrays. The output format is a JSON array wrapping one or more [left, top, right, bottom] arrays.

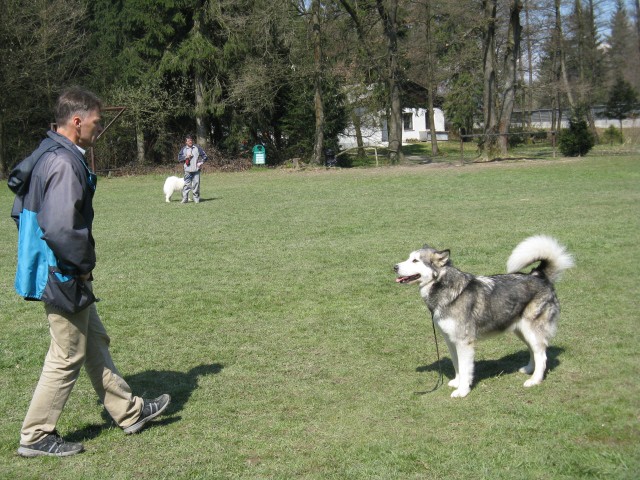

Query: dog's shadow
[[168, 197, 219, 203], [416, 346, 564, 389], [67, 363, 223, 441]]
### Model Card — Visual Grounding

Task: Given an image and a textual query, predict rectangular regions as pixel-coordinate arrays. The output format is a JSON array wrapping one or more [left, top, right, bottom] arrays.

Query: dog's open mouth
[[396, 274, 421, 284]]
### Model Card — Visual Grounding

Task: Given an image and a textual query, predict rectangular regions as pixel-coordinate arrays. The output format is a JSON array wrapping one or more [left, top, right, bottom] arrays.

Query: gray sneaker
[[123, 394, 171, 434], [17, 431, 84, 457]]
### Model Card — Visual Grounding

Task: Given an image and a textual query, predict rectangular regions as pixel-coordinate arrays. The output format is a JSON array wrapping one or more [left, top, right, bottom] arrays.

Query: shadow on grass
[[167, 196, 220, 203], [68, 363, 222, 442], [193, 197, 219, 202], [415, 346, 564, 390]]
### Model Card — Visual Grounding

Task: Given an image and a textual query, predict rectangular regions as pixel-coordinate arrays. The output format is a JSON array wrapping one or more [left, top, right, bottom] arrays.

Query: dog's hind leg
[[514, 329, 535, 375], [515, 323, 548, 387], [524, 346, 547, 387], [450, 342, 474, 398]]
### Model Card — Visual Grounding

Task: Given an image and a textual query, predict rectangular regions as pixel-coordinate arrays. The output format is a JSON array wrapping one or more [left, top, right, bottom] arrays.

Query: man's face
[[186, 138, 193, 147], [77, 109, 103, 149]]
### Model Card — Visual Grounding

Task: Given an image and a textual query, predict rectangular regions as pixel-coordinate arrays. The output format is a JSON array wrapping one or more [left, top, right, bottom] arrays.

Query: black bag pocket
[[41, 268, 97, 314]]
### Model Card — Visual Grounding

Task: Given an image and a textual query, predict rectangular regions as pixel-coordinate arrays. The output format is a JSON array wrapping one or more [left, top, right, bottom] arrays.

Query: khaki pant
[[21, 293, 143, 445]]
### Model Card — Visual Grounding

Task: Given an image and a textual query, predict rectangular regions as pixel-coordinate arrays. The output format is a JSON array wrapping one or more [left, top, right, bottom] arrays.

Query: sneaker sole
[[17, 445, 84, 457], [123, 395, 171, 435]]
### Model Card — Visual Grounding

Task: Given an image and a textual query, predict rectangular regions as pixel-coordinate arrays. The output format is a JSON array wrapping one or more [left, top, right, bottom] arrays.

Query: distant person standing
[[8, 86, 170, 457], [177, 135, 208, 203]]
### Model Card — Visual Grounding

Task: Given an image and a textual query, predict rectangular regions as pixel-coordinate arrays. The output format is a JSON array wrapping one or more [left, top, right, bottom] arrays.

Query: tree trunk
[[636, 0, 640, 58], [0, 113, 5, 176], [193, 8, 208, 147], [427, 89, 438, 156], [195, 72, 207, 147], [555, 0, 575, 108], [136, 126, 145, 164], [425, 0, 439, 156], [585, 0, 599, 140], [312, 0, 325, 165], [377, 0, 404, 164], [551, 0, 562, 133], [352, 110, 365, 157], [524, 0, 533, 129], [498, 0, 522, 156], [481, 0, 498, 160]]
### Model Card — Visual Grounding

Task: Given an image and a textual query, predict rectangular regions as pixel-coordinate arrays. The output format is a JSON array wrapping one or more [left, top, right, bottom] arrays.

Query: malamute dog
[[163, 176, 185, 202], [394, 235, 574, 398]]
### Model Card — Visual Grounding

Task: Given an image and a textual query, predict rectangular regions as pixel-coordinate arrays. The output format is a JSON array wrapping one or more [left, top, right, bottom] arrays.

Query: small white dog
[[163, 176, 185, 202]]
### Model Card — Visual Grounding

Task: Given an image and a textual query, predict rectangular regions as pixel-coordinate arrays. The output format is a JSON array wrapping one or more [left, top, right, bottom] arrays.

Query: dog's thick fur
[[394, 235, 574, 398], [163, 176, 185, 202]]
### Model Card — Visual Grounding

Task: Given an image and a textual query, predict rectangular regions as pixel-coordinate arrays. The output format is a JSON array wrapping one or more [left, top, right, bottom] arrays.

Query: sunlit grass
[[0, 155, 638, 478]]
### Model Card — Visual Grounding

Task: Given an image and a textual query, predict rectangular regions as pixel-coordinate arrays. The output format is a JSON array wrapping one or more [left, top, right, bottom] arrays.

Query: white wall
[[338, 108, 448, 149]]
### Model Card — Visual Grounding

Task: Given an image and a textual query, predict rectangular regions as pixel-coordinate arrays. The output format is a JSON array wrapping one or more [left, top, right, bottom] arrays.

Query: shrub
[[601, 125, 624, 145], [558, 113, 595, 157], [507, 127, 526, 148]]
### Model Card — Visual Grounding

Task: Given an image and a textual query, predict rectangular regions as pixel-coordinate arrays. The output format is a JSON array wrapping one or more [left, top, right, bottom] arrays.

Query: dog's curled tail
[[507, 235, 574, 282]]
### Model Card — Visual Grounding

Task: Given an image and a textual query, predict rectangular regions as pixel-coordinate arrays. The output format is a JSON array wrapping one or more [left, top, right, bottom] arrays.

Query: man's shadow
[[415, 346, 564, 393], [68, 363, 222, 441]]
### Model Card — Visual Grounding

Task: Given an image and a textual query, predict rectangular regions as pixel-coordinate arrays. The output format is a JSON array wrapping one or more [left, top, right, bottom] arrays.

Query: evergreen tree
[[558, 107, 595, 156], [444, 72, 483, 138], [86, 0, 191, 165], [606, 0, 640, 90], [604, 78, 639, 131]]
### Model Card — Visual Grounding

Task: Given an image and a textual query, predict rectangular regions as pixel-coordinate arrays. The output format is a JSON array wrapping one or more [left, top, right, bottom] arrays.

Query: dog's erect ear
[[433, 249, 450, 267], [422, 243, 430, 250]]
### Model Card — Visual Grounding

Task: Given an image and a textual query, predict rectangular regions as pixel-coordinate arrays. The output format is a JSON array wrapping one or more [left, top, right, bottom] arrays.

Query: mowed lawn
[[0, 156, 638, 479]]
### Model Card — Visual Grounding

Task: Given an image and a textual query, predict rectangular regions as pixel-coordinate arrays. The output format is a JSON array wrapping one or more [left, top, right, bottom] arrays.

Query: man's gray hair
[[55, 87, 102, 125]]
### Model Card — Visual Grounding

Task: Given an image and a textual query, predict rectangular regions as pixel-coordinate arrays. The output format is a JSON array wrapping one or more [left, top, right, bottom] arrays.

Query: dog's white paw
[[519, 365, 534, 375], [448, 378, 460, 388], [450, 387, 470, 398], [523, 378, 542, 388]]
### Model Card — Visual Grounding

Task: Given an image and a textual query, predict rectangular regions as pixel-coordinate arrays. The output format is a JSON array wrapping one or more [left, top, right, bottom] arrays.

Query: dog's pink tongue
[[395, 277, 405, 283]]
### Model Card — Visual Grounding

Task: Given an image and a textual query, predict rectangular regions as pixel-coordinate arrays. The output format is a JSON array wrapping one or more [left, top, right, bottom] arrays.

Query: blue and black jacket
[[8, 130, 97, 312]]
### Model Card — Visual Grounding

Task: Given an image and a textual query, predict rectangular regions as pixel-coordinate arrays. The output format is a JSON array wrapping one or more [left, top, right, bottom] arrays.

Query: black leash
[[415, 319, 444, 395]]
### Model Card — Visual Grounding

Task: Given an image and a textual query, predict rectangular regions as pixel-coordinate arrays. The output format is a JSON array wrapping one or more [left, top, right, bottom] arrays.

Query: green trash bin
[[252, 145, 266, 165]]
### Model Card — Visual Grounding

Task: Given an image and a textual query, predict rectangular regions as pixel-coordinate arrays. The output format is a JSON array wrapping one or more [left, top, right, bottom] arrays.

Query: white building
[[338, 107, 448, 150], [511, 106, 639, 129]]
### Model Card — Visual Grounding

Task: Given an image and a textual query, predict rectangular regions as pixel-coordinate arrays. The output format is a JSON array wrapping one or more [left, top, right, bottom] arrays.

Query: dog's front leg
[[442, 337, 459, 388], [451, 342, 474, 398]]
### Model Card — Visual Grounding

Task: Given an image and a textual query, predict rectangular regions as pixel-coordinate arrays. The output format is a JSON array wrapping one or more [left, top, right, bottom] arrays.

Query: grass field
[[0, 155, 638, 479]]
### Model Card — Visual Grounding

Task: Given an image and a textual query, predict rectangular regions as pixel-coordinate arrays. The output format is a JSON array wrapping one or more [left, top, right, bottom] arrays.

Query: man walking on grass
[[8, 87, 170, 457]]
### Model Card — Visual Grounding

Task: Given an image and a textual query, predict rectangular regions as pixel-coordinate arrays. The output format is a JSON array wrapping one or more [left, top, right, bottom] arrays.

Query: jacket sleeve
[[11, 196, 23, 228], [177, 146, 186, 163], [197, 146, 208, 162], [37, 155, 95, 275]]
